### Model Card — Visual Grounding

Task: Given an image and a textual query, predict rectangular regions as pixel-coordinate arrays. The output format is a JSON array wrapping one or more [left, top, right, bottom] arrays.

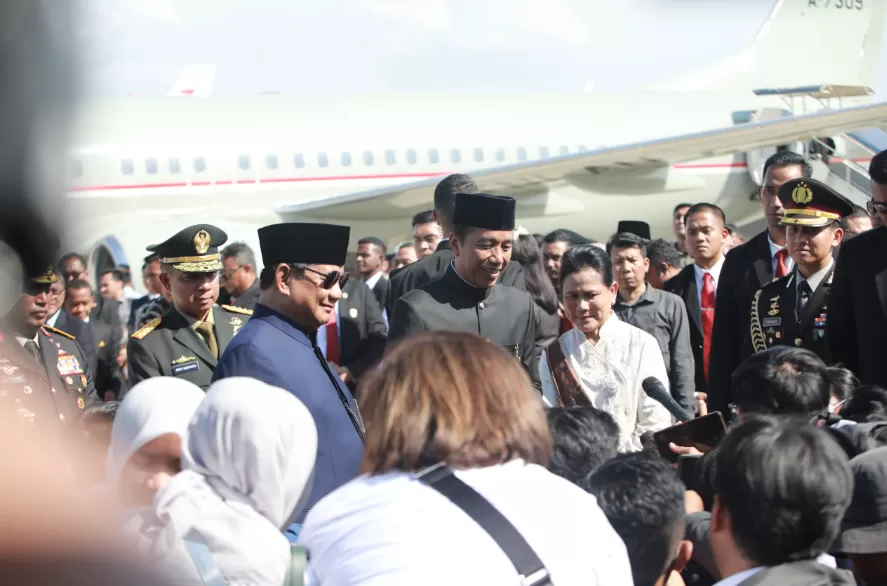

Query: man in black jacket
[[707, 152, 812, 417], [386, 174, 525, 316]]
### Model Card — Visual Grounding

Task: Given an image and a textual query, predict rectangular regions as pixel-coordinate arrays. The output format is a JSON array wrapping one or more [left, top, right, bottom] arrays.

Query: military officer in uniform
[[0, 267, 98, 431], [388, 192, 538, 383], [127, 224, 253, 389], [746, 178, 853, 362]]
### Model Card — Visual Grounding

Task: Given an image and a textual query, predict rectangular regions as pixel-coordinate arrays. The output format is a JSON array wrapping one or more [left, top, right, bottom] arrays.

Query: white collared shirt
[[693, 255, 726, 302], [768, 233, 794, 276], [364, 271, 384, 291], [45, 310, 60, 328], [15, 334, 39, 348], [797, 259, 834, 294], [714, 567, 764, 586]]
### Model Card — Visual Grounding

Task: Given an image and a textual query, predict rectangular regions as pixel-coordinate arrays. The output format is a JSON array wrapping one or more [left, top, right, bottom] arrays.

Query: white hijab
[[106, 377, 206, 493], [153, 377, 318, 586]]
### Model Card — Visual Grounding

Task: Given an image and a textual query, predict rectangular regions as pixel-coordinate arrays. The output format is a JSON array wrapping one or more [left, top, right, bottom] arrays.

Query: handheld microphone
[[641, 377, 693, 422]]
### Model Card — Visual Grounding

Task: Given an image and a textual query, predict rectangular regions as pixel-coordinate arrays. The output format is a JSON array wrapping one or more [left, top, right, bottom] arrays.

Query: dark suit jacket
[[369, 275, 388, 316], [212, 304, 364, 522], [233, 279, 261, 311], [829, 225, 887, 385], [52, 311, 98, 379], [665, 265, 708, 394], [337, 279, 387, 379], [88, 318, 129, 399], [91, 297, 123, 337], [385, 240, 526, 317], [128, 295, 154, 331], [708, 231, 774, 415]]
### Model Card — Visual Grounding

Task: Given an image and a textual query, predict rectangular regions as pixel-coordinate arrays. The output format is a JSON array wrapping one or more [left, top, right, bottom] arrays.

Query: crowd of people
[[3, 148, 887, 585]]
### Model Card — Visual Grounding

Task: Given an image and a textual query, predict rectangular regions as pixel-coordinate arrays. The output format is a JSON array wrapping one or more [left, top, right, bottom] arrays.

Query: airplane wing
[[277, 101, 887, 221]]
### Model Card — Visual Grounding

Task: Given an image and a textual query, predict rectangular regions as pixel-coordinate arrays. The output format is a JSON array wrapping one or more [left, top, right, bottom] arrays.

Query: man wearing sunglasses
[[126, 224, 253, 390], [0, 267, 98, 431], [829, 148, 887, 388], [213, 222, 365, 538]]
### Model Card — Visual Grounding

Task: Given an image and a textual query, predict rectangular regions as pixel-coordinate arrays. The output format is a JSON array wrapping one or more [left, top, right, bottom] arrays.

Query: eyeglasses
[[866, 200, 887, 214], [300, 266, 348, 290], [222, 265, 244, 280], [62, 270, 84, 281]]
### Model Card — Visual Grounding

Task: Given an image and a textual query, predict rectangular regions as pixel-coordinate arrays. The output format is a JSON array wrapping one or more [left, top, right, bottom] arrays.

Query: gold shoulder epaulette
[[131, 317, 161, 340], [221, 304, 253, 315], [43, 325, 75, 341]]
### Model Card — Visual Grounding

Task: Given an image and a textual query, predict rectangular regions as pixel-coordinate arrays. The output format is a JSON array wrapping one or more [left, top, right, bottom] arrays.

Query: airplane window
[[71, 160, 83, 178], [146, 158, 158, 174], [473, 148, 484, 163], [294, 153, 305, 168], [266, 154, 279, 170], [495, 148, 505, 163], [168, 158, 181, 174], [121, 159, 134, 175], [428, 149, 439, 164], [318, 152, 328, 168], [450, 149, 461, 164], [363, 151, 374, 166], [238, 155, 250, 170], [406, 149, 417, 165], [385, 149, 396, 165], [516, 147, 527, 162], [193, 157, 206, 173], [559, 145, 569, 156], [539, 146, 550, 159], [341, 152, 352, 167]]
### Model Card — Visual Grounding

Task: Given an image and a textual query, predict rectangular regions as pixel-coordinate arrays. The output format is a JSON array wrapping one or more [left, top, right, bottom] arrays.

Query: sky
[[72, 0, 887, 98]]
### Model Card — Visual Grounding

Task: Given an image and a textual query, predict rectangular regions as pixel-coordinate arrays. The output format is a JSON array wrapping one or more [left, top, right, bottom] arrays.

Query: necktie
[[701, 272, 716, 380], [195, 321, 218, 359], [326, 309, 340, 364], [24, 340, 40, 363], [797, 280, 812, 324], [775, 248, 789, 279]]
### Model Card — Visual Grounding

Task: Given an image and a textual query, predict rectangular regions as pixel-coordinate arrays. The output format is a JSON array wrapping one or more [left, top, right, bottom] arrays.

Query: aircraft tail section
[[649, 0, 886, 93]]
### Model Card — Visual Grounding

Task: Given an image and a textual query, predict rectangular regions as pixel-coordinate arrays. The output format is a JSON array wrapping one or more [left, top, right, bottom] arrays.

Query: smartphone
[[653, 412, 727, 463], [677, 454, 702, 489]]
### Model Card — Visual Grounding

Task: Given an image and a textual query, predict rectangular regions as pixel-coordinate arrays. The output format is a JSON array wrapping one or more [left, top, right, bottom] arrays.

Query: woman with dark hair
[[511, 231, 560, 354], [299, 331, 633, 585], [539, 244, 671, 452]]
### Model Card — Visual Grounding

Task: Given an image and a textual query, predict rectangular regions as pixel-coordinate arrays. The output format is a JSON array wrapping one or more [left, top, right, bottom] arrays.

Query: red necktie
[[701, 272, 715, 380], [326, 309, 340, 364], [775, 248, 788, 279]]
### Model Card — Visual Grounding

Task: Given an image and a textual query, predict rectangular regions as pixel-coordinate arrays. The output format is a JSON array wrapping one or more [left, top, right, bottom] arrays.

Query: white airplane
[[64, 0, 887, 270]]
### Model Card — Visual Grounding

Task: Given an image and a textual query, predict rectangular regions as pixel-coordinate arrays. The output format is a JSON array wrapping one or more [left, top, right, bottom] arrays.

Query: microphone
[[641, 377, 693, 422]]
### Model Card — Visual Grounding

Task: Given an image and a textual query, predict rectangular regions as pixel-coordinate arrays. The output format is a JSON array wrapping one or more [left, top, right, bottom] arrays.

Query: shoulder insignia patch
[[131, 318, 162, 340], [42, 325, 75, 340], [221, 304, 253, 316]]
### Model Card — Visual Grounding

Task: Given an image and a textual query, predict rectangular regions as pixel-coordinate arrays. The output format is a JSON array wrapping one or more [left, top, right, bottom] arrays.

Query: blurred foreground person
[[539, 244, 671, 451], [301, 331, 633, 585], [152, 378, 317, 586]]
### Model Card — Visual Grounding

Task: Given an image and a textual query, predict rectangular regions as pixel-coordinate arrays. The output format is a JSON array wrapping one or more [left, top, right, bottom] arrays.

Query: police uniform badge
[[193, 229, 211, 254], [230, 316, 242, 335], [791, 181, 813, 205]]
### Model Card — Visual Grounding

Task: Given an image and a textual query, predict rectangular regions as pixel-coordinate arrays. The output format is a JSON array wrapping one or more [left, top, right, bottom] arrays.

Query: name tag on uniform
[[171, 356, 199, 376], [763, 317, 782, 327], [57, 354, 83, 375]]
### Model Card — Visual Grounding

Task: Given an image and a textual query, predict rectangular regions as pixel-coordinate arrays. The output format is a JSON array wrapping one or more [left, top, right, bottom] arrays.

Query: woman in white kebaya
[[539, 243, 672, 451]]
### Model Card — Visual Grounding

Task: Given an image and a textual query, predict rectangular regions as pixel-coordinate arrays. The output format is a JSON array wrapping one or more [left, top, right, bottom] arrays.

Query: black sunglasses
[[300, 266, 349, 290]]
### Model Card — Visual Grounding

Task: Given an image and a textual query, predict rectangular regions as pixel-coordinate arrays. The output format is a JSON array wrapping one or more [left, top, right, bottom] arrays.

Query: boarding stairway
[[748, 85, 887, 208]]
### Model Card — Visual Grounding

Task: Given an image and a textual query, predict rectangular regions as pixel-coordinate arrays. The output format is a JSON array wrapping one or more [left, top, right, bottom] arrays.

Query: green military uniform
[[745, 178, 853, 363], [0, 267, 98, 432], [126, 224, 252, 390]]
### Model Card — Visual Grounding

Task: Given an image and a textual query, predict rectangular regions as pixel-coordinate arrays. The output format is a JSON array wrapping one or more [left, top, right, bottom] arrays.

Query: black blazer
[[828, 225, 887, 385], [707, 231, 774, 415], [386, 240, 526, 316], [665, 265, 707, 394], [369, 276, 389, 317], [91, 297, 123, 336], [338, 279, 387, 380], [128, 295, 153, 331], [233, 279, 261, 311], [89, 318, 129, 399]]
